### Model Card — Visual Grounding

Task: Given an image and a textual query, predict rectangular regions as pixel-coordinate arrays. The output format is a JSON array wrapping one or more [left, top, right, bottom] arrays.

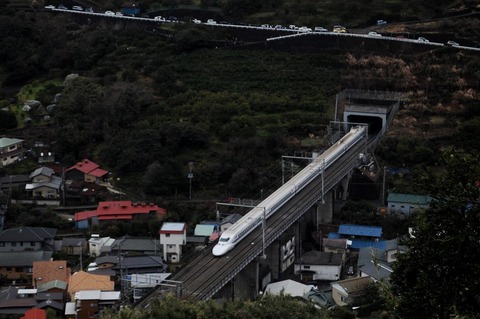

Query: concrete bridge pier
[[315, 190, 334, 224]]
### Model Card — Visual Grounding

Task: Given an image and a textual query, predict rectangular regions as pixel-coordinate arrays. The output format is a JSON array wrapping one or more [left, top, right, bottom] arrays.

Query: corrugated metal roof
[[194, 224, 215, 237], [387, 192, 431, 205], [0, 137, 23, 148], [338, 224, 382, 237]]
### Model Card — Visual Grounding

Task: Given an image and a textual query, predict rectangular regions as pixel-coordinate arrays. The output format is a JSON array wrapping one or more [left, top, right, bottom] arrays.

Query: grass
[[17, 79, 63, 103]]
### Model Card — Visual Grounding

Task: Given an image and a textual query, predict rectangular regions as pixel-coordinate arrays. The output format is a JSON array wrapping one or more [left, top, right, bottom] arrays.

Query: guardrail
[[46, 8, 480, 52]]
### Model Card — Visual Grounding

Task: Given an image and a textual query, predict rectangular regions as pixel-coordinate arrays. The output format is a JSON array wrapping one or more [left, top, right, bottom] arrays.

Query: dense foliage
[[390, 150, 480, 319], [100, 293, 332, 319]]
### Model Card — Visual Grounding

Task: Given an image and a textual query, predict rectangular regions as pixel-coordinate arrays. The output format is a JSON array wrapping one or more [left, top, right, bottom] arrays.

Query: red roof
[[75, 201, 167, 222], [66, 159, 109, 178], [20, 309, 46, 319], [88, 167, 109, 178]]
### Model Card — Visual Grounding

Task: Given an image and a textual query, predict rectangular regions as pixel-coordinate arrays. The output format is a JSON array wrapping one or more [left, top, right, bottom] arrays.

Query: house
[[67, 271, 115, 300], [61, 237, 87, 256], [66, 180, 106, 205], [65, 159, 109, 184], [0, 286, 37, 316], [93, 255, 167, 276], [72, 290, 121, 319], [37, 279, 68, 293], [20, 308, 46, 319], [194, 224, 216, 237], [387, 192, 431, 216], [357, 239, 406, 283], [0, 227, 57, 252], [74, 201, 166, 229], [294, 251, 343, 281], [159, 222, 187, 263], [110, 236, 162, 256], [0, 174, 30, 195], [25, 166, 63, 199], [264, 279, 313, 298], [331, 276, 374, 306], [130, 273, 172, 301], [120, 2, 141, 15], [218, 213, 242, 232], [264, 279, 334, 308], [322, 238, 348, 261], [32, 260, 70, 288], [0, 137, 24, 167], [0, 251, 53, 283], [88, 235, 115, 257], [329, 224, 386, 250]]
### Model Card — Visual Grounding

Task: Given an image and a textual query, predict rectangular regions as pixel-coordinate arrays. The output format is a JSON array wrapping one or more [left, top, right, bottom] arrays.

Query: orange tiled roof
[[32, 260, 70, 287], [68, 271, 114, 294]]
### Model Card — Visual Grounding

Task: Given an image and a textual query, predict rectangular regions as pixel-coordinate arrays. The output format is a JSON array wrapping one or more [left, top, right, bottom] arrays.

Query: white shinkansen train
[[212, 125, 366, 257]]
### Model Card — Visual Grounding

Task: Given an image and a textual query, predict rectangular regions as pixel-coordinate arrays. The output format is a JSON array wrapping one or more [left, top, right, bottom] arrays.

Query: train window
[[219, 237, 229, 242]]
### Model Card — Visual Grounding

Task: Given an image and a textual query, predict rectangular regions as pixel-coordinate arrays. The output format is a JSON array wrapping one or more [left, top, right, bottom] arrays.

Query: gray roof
[[29, 167, 55, 179], [111, 237, 161, 252], [25, 175, 62, 191], [0, 227, 57, 242], [297, 251, 343, 266], [37, 280, 68, 292], [0, 251, 53, 266], [35, 300, 64, 310], [220, 213, 242, 225], [0, 137, 23, 148], [35, 291, 64, 301], [387, 192, 431, 205], [61, 237, 87, 247], [114, 255, 165, 269]]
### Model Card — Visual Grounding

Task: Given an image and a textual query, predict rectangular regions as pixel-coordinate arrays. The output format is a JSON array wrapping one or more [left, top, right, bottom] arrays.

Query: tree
[[390, 149, 480, 319]]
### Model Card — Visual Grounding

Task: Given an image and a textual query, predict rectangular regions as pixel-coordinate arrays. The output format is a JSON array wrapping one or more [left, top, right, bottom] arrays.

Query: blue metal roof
[[338, 224, 382, 237], [349, 239, 387, 250]]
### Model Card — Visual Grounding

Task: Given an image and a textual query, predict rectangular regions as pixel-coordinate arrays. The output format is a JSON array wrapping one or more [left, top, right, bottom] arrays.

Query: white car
[[298, 26, 312, 32], [368, 31, 381, 37], [417, 37, 429, 42], [115, 12, 123, 16], [104, 10, 115, 16], [206, 19, 217, 24], [44, 5, 55, 9], [447, 40, 459, 46], [192, 19, 201, 24], [72, 5, 83, 11], [377, 20, 387, 26], [154, 16, 165, 21], [314, 26, 328, 32]]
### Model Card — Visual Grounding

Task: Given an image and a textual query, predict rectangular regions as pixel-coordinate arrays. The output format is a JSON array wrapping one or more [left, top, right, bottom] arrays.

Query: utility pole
[[188, 162, 194, 200]]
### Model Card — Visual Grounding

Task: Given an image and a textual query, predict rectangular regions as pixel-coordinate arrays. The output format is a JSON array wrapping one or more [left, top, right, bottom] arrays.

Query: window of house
[[90, 303, 97, 307], [11, 242, 16, 247], [341, 296, 348, 303], [401, 205, 405, 208], [166, 234, 170, 237], [15, 267, 23, 272], [20, 242, 24, 246], [0, 242, 4, 247], [8, 146, 16, 151], [390, 204, 395, 207], [31, 242, 35, 246], [303, 265, 310, 269]]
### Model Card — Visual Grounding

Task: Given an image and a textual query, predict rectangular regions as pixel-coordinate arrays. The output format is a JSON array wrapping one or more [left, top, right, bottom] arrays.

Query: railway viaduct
[[135, 90, 404, 306]]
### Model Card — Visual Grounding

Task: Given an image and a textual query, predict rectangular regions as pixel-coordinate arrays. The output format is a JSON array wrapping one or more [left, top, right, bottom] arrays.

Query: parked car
[[417, 37, 429, 42], [57, 4, 67, 9], [376, 19, 387, 26], [44, 5, 55, 9], [314, 26, 328, 32], [85, 7, 93, 12], [72, 5, 83, 11], [298, 26, 312, 32], [104, 10, 115, 15], [206, 19, 217, 24], [154, 16, 165, 21], [368, 31, 382, 37], [289, 24, 296, 29], [447, 40, 459, 46], [333, 25, 347, 33], [192, 19, 201, 24]]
